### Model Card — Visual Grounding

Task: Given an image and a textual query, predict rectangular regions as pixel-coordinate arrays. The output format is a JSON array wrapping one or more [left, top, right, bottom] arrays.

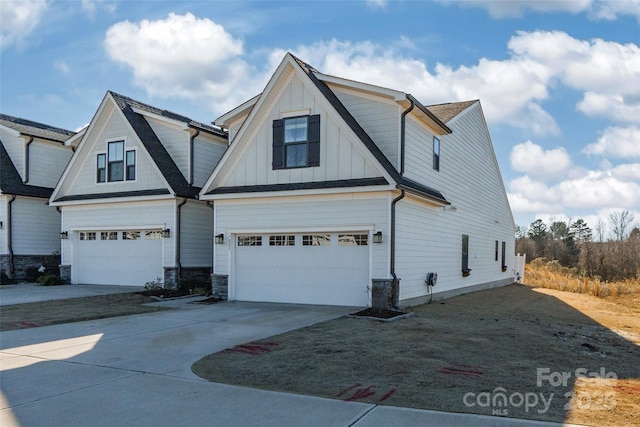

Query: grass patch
[[193, 284, 640, 426], [0, 293, 169, 331]]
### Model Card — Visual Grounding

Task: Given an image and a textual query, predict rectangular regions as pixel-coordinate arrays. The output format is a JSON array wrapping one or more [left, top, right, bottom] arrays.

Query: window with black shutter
[[272, 115, 320, 169]]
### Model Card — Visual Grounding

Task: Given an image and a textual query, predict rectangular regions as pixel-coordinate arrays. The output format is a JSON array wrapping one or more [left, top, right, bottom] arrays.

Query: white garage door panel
[[234, 233, 369, 306], [76, 232, 163, 286]]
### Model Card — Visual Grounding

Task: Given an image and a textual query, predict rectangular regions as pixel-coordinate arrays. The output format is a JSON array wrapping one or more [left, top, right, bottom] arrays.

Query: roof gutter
[[7, 195, 16, 277], [406, 94, 452, 134], [24, 136, 34, 184], [400, 99, 415, 176]]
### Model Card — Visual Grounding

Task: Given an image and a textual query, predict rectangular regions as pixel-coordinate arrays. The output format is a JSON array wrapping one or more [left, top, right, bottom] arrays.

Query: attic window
[[107, 141, 124, 182], [272, 115, 320, 170]]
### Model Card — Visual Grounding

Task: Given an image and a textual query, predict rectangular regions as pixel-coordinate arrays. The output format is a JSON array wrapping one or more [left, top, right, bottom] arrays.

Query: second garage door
[[234, 232, 370, 306], [75, 230, 163, 286]]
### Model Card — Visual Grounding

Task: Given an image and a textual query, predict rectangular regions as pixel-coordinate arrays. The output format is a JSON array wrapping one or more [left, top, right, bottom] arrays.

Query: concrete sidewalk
[[0, 283, 142, 306], [0, 300, 582, 427]]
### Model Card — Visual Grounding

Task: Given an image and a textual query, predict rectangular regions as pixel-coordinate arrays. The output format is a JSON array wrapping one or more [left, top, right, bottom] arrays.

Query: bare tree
[[594, 219, 606, 242], [609, 210, 635, 241]]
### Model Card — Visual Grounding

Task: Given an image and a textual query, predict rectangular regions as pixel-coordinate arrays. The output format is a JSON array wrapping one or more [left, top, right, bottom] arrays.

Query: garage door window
[[302, 234, 331, 246], [238, 236, 262, 246], [338, 234, 368, 246], [79, 232, 96, 241], [269, 235, 295, 246], [145, 230, 163, 240], [101, 231, 118, 240], [123, 231, 140, 240]]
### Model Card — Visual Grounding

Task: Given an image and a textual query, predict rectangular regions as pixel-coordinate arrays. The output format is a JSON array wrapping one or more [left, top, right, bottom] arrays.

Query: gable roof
[[107, 91, 205, 199], [0, 139, 52, 198], [290, 55, 449, 205], [426, 100, 478, 123], [0, 114, 75, 143]]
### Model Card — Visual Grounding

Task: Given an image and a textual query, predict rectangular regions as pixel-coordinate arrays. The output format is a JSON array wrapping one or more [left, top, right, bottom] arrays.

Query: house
[[199, 53, 516, 307], [0, 114, 75, 282], [49, 91, 228, 287]]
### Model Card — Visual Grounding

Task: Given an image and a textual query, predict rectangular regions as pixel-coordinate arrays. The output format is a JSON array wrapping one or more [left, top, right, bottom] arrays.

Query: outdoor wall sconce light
[[373, 231, 383, 244], [215, 233, 225, 244], [162, 228, 171, 238], [60, 231, 69, 239]]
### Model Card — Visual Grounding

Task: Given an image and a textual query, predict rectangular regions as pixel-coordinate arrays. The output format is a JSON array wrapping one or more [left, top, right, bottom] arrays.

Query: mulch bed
[[192, 296, 225, 304], [348, 307, 413, 321]]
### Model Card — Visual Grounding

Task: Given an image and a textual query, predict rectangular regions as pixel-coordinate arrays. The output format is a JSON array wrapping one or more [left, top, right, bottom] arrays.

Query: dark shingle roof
[[207, 177, 388, 195], [0, 139, 52, 198], [107, 91, 226, 137], [426, 100, 477, 123], [0, 114, 75, 143], [290, 54, 449, 206], [108, 91, 202, 199]]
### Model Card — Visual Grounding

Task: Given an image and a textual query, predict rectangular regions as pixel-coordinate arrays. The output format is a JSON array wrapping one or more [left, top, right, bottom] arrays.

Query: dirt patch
[[192, 284, 640, 426], [0, 293, 169, 331]]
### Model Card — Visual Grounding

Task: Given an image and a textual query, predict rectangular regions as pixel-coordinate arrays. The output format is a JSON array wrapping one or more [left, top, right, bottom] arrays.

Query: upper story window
[[98, 141, 136, 183], [433, 136, 440, 171], [108, 141, 124, 181], [272, 115, 320, 170]]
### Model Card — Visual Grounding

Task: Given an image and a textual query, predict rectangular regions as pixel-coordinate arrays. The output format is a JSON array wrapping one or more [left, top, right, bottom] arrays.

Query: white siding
[[12, 196, 61, 255], [397, 103, 516, 302], [214, 193, 390, 279], [192, 135, 226, 188], [61, 200, 176, 268], [0, 197, 8, 254], [28, 141, 72, 188], [57, 103, 168, 198], [1, 130, 25, 180], [147, 117, 189, 180], [330, 85, 400, 169], [214, 72, 382, 190], [179, 201, 213, 267]]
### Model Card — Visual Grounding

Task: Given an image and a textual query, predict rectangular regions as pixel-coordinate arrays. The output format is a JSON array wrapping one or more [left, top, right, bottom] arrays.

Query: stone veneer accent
[[0, 254, 61, 283], [163, 267, 212, 290], [211, 274, 228, 299]]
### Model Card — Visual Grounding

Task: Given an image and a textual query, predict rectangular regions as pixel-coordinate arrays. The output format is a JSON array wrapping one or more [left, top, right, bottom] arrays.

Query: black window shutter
[[272, 119, 284, 170], [307, 114, 321, 167]]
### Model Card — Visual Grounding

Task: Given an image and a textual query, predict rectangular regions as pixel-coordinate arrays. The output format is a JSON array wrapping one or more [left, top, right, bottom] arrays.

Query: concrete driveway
[[0, 298, 575, 427]]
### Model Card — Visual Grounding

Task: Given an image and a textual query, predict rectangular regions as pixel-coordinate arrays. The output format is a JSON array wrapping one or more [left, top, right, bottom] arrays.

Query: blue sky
[[2, 0, 639, 236]]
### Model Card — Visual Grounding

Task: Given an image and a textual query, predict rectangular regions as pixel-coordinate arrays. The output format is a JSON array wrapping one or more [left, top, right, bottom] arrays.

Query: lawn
[[192, 284, 640, 426], [0, 293, 169, 331]]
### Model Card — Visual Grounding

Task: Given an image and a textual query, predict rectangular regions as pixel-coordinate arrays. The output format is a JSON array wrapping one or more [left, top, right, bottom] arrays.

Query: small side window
[[462, 234, 470, 275], [126, 150, 136, 181], [501, 241, 507, 271], [97, 154, 106, 183], [433, 136, 440, 171], [495, 240, 499, 262]]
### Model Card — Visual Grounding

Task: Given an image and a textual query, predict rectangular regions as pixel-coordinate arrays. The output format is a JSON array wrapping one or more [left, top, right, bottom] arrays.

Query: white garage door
[[75, 230, 163, 286], [234, 232, 370, 306]]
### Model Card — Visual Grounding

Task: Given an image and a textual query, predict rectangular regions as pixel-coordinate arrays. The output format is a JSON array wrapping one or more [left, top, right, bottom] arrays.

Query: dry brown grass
[[524, 258, 640, 308]]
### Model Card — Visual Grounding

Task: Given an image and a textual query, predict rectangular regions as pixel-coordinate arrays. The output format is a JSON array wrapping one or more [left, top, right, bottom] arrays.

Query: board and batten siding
[[179, 200, 213, 267], [192, 136, 226, 188], [28, 142, 72, 188], [329, 85, 400, 170], [58, 105, 168, 197], [147, 117, 189, 181], [220, 73, 381, 189], [0, 197, 8, 254], [213, 193, 390, 279], [61, 200, 176, 268], [11, 196, 61, 255], [397, 103, 515, 301]]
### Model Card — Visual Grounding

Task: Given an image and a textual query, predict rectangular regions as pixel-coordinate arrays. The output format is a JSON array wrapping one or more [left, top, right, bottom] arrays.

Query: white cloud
[[53, 60, 70, 74], [366, 0, 388, 10], [510, 141, 572, 180], [81, 0, 96, 19], [104, 13, 267, 114], [578, 92, 640, 123], [583, 126, 640, 158], [442, 0, 640, 21], [0, 0, 49, 50]]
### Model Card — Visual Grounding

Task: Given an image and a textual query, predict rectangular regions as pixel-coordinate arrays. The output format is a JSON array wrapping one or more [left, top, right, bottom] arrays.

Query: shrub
[[37, 274, 63, 286], [144, 277, 164, 291]]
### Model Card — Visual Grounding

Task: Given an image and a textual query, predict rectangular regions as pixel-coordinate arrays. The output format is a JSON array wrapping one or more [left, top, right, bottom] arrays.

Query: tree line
[[516, 210, 640, 282]]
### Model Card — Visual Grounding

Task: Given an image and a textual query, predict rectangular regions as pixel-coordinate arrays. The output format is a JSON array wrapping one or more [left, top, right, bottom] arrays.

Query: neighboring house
[[0, 114, 75, 282], [199, 53, 516, 307], [49, 91, 228, 287]]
